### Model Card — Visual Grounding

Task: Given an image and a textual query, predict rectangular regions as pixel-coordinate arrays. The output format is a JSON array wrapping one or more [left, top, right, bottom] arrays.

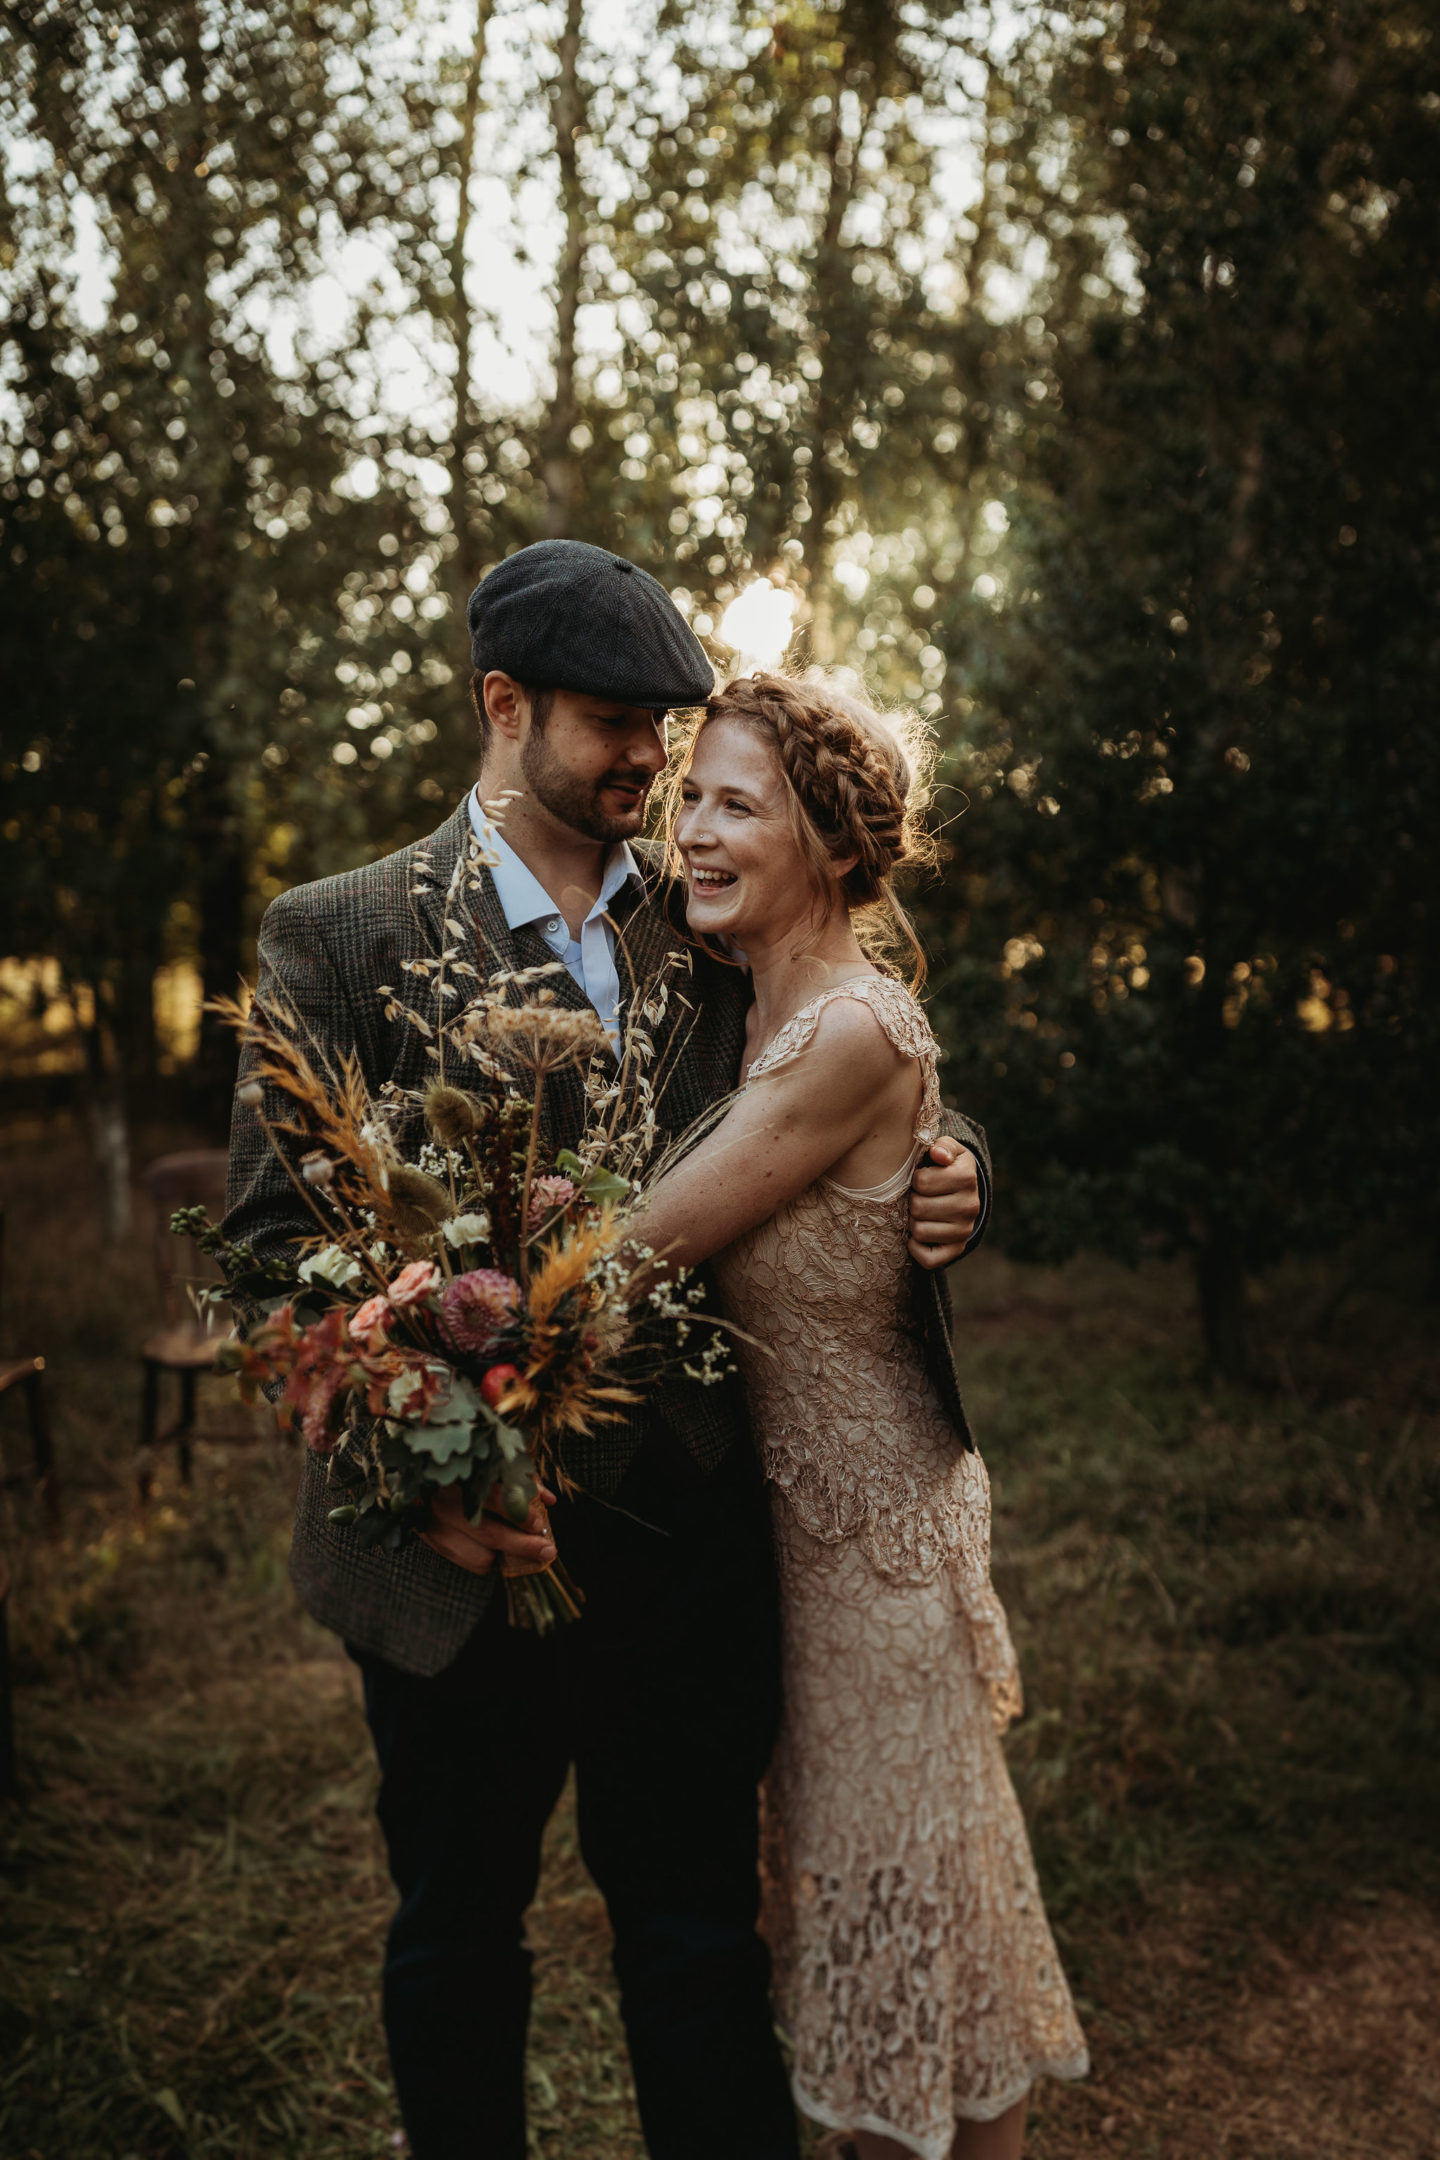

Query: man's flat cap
[[467, 539, 714, 708]]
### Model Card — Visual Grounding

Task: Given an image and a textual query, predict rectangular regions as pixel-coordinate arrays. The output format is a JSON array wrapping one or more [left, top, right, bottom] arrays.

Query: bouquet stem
[[504, 1557, 586, 1633]]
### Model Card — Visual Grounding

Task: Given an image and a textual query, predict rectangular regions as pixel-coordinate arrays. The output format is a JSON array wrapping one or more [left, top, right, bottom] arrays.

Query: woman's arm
[[639, 999, 916, 1271]]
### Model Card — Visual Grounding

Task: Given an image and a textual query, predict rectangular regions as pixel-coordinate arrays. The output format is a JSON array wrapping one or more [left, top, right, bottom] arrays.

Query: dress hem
[[792, 2049, 1091, 2157]]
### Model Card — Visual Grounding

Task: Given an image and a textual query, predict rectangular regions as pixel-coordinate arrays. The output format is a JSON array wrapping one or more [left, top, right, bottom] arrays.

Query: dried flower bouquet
[[182, 815, 727, 1631]]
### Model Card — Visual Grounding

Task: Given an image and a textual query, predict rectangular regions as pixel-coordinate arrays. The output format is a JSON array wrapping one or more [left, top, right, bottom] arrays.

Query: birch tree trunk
[[448, 0, 496, 608], [541, 0, 586, 539], [79, 987, 133, 1246], [801, 89, 864, 664]]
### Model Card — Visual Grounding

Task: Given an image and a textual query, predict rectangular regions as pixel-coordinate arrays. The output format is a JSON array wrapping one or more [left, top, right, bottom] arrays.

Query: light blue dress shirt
[[468, 787, 644, 1051]]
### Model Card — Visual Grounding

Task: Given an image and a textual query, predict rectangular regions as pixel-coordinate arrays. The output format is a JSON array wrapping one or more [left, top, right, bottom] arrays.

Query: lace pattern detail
[[715, 974, 1087, 2151], [745, 973, 944, 1146]]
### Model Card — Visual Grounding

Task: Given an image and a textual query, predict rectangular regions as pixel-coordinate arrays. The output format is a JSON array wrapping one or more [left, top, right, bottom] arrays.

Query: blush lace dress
[[713, 977, 1088, 2158]]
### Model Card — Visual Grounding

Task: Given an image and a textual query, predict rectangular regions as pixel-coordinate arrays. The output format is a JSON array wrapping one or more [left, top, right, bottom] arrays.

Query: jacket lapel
[[405, 808, 707, 1136], [410, 800, 515, 977], [611, 876, 686, 1014], [412, 799, 611, 1139]]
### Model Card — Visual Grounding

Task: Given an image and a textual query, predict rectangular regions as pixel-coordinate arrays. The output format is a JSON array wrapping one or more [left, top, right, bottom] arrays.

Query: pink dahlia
[[527, 1174, 577, 1229], [440, 1268, 523, 1357]]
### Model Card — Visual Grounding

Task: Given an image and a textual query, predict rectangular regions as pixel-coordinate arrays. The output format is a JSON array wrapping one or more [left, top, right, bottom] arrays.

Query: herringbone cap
[[467, 539, 715, 708]]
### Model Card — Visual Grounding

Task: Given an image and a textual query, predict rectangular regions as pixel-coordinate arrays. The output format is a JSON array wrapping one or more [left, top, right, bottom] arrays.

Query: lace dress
[[713, 977, 1088, 2157]]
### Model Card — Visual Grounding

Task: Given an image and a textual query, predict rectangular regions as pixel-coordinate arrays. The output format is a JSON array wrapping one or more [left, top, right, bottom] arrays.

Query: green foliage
[[924, 0, 1440, 1363], [1, 0, 1434, 1318], [0, 1, 483, 1105]]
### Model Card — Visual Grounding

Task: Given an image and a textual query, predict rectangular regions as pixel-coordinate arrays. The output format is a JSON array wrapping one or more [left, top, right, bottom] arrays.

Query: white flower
[[441, 1211, 492, 1249], [298, 1243, 366, 1293]]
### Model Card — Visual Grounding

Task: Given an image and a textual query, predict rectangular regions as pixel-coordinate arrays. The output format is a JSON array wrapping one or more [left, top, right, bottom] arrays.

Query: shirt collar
[[468, 786, 642, 935]]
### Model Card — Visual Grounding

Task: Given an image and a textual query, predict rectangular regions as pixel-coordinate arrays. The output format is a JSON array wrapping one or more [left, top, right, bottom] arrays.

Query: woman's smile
[[675, 717, 824, 953]]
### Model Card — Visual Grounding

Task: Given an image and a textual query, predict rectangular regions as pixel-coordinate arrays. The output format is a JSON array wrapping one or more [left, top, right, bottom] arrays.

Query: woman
[[638, 672, 1088, 2160]]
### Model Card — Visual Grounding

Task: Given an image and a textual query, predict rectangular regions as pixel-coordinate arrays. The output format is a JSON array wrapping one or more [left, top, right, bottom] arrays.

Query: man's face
[[520, 689, 669, 844]]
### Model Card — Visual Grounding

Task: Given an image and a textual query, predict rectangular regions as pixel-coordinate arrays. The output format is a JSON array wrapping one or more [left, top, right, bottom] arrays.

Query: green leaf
[[406, 1417, 476, 1465], [580, 1168, 630, 1204], [424, 1450, 477, 1486], [154, 2088, 187, 2130], [555, 1148, 629, 1204], [476, 1399, 530, 1465]]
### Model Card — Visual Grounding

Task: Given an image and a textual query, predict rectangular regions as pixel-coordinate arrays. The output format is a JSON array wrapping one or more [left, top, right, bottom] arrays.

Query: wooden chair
[[0, 1204, 59, 1532], [0, 1553, 13, 1800], [138, 1150, 232, 1498]]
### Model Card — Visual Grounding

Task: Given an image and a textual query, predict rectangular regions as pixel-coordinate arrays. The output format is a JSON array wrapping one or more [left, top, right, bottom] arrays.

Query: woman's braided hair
[[670, 669, 937, 985]]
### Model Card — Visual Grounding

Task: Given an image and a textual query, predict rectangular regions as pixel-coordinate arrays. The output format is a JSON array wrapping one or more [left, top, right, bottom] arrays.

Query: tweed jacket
[[224, 800, 991, 1676]]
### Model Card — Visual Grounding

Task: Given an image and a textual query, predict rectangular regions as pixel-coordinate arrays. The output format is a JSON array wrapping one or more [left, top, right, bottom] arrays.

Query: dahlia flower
[[528, 1174, 577, 1228], [440, 1268, 523, 1356]]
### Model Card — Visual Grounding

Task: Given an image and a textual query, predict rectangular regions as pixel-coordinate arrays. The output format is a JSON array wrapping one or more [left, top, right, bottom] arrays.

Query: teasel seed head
[[424, 1082, 478, 1148], [386, 1163, 451, 1232]]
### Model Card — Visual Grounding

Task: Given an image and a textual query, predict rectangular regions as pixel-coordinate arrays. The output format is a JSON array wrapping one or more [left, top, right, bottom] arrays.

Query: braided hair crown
[[705, 669, 935, 908]]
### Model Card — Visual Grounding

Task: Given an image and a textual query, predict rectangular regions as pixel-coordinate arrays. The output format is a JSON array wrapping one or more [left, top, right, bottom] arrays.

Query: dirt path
[[1028, 1891, 1440, 2158]]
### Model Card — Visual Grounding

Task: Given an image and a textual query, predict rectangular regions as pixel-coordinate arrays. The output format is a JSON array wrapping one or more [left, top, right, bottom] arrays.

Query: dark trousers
[[352, 1437, 799, 2160]]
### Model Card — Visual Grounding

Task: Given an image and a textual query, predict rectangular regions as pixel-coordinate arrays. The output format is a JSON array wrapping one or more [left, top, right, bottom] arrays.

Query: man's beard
[[520, 728, 651, 844]]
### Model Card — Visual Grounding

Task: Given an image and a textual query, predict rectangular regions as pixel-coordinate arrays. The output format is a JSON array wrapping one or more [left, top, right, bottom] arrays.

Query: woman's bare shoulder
[[750, 982, 911, 1096]]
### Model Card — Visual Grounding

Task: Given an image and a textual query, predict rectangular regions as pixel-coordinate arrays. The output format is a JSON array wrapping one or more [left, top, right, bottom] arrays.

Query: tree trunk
[[800, 83, 864, 658], [447, 0, 497, 607], [540, 0, 586, 538], [176, 3, 246, 1133], [193, 760, 248, 1131], [80, 989, 133, 1245], [1196, 1234, 1248, 1383]]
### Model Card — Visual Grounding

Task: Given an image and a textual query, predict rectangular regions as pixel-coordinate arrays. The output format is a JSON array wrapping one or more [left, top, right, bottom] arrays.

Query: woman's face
[[674, 717, 823, 951]]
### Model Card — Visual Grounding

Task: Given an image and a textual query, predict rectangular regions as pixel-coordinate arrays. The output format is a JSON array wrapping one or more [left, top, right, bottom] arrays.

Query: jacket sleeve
[[932, 1103, 992, 1256]]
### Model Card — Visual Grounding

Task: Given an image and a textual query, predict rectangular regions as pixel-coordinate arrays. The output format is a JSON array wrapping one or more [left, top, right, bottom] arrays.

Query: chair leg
[[0, 1576, 15, 1801], [139, 1362, 160, 1504], [24, 1371, 59, 1535], [177, 1369, 197, 1486], [140, 1362, 160, 1449]]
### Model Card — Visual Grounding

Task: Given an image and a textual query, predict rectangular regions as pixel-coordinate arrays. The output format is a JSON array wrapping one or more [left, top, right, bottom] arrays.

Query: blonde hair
[[665, 669, 938, 986]]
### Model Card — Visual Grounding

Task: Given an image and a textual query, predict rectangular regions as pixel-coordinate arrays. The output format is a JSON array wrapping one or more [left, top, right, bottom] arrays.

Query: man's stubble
[[520, 724, 650, 846]]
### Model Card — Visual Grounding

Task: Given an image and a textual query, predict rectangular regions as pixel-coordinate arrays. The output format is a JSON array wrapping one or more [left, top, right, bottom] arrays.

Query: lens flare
[[717, 580, 797, 670]]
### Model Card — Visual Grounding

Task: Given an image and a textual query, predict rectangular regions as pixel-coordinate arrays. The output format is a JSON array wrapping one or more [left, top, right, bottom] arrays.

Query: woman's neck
[[745, 907, 874, 1047]]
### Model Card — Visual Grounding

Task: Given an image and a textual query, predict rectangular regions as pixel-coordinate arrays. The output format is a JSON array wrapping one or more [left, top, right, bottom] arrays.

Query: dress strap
[[746, 976, 944, 1143]]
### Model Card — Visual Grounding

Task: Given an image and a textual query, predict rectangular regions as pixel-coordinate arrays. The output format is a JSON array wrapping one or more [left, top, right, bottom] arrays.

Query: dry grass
[[1, 1120, 1437, 2158]]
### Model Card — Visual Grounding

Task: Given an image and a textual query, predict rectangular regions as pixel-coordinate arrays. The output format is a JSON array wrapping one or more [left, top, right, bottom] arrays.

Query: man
[[225, 539, 990, 2160]]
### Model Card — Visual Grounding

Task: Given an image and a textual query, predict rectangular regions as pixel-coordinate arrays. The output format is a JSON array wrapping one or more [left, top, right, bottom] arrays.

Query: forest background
[[1, 4, 1438, 2156], [3, 0, 1436, 1372]]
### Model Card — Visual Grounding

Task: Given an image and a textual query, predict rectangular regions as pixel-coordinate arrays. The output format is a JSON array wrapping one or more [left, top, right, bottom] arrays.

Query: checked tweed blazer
[[224, 799, 990, 1677]]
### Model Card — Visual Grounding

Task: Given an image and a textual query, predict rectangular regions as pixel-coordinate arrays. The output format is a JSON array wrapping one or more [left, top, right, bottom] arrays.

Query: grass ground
[[1, 1119, 1437, 2159]]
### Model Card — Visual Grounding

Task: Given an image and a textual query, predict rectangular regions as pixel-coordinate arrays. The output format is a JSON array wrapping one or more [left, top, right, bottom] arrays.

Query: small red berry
[[480, 1362, 523, 1409]]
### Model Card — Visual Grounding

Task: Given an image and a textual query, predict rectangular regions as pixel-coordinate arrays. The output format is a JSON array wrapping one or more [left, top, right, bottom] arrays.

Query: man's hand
[[417, 1483, 558, 1578], [907, 1136, 981, 1271]]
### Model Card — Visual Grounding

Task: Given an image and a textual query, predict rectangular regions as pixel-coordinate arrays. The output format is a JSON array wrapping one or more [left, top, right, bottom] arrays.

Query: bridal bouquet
[[180, 820, 723, 1630]]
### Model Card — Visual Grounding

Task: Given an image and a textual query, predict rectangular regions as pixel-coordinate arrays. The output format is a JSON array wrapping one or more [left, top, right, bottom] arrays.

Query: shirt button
[[545, 917, 562, 937]]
